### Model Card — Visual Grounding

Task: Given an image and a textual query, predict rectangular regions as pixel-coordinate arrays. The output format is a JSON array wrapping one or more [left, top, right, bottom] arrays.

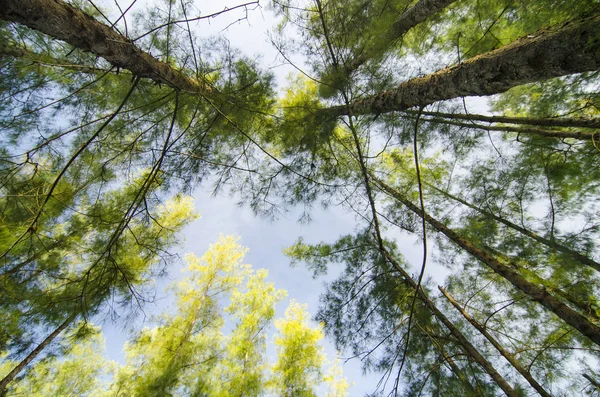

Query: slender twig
[[0, 77, 141, 260], [132, 2, 259, 42]]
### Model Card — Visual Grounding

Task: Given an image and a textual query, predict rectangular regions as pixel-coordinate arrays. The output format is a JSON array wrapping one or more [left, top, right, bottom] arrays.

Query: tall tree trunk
[[0, 313, 76, 394], [439, 287, 553, 397], [583, 373, 600, 390], [327, 14, 600, 117], [382, 250, 518, 396], [427, 183, 600, 272], [0, 0, 210, 94], [372, 175, 600, 347], [416, 116, 598, 140], [388, 0, 456, 40], [404, 110, 600, 130], [346, 0, 457, 72], [486, 246, 600, 322]]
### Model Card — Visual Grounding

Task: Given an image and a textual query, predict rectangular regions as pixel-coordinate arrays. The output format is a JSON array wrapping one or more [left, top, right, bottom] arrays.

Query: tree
[[0, 0, 212, 94], [321, 13, 600, 117], [271, 300, 330, 397], [2, 0, 600, 395], [0, 191, 196, 392], [5, 236, 346, 396], [286, 233, 520, 396], [0, 0, 273, 390], [0, 326, 113, 397], [272, 0, 600, 394]]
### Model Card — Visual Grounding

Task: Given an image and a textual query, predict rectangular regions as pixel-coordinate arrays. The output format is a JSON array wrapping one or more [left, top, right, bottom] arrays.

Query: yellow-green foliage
[[271, 300, 326, 397], [273, 74, 337, 154], [104, 236, 347, 397], [1, 328, 113, 397], [378, 148, 450, 203]]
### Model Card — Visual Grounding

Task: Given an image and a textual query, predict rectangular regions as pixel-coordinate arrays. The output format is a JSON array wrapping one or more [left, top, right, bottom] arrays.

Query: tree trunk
[[0, 0, 210, 94], [346, 0, 457, 72], [389, 0, 456, 40], [382, 250, 518, 396], [439, 287, 553, 397], [372, 176, 600, 347], [583, 373, 600, 390], [417, 116, 598, 140], [404, 110, 600, 130], [328, 14, 600, 116], [427, 183, 600, 273], [0, 313, 76, 393]]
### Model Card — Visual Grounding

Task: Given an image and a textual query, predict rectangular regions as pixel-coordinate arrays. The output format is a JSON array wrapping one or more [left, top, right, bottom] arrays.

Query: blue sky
[[95, 1, 484, 394], [96, 1, 386, 393], [101, 186, 383, 395]]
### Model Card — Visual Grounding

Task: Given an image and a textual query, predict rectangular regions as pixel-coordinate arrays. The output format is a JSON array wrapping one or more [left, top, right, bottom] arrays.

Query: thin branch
[[131, 1, 260, 42], [0, 77, 141, 260]]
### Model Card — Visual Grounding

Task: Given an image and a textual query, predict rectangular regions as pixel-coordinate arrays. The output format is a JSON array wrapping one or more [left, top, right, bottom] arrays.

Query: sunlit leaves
[[106, 235, 345, 396], [271, 300, 325, 397], [2, 327, 112, 397]]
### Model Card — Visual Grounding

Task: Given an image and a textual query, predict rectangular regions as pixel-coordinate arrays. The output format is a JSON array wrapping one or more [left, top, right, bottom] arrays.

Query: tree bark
[[0, 0, 210, 94], [417, 116, 598, 141], [583, 373, 600, 390], [372, 176, 600, 347], [427, 183, 600, 273], [382, 250, 518, 396], [404, 110, 600, 130], [389, 0, 456, 40], [328, 14, 600, 116], [0, 313, 76, 393], [439, 287, 553, 397]]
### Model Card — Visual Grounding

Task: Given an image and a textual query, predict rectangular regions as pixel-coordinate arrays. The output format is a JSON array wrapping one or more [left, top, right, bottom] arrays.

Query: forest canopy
[[1, 0, 600, 395]]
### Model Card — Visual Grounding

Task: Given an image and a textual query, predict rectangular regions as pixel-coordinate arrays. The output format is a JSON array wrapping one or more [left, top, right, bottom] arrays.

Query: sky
[[7, 1, 598, 395], [94, 1, 487, 394], [95, 1, 389, 394]]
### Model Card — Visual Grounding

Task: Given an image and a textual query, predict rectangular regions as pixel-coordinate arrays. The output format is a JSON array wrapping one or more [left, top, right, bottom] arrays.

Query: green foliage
[[1, 236, 347, 396], [101, 236, 345, 396], [269, 74, 337, 154], [440, 1, 599, 58], [0, 174, 196, 375], [271, 301, 326, 396], [491, 73, 600, 118], [1, 326, 113, 397], [3, 0, 600, 395]]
